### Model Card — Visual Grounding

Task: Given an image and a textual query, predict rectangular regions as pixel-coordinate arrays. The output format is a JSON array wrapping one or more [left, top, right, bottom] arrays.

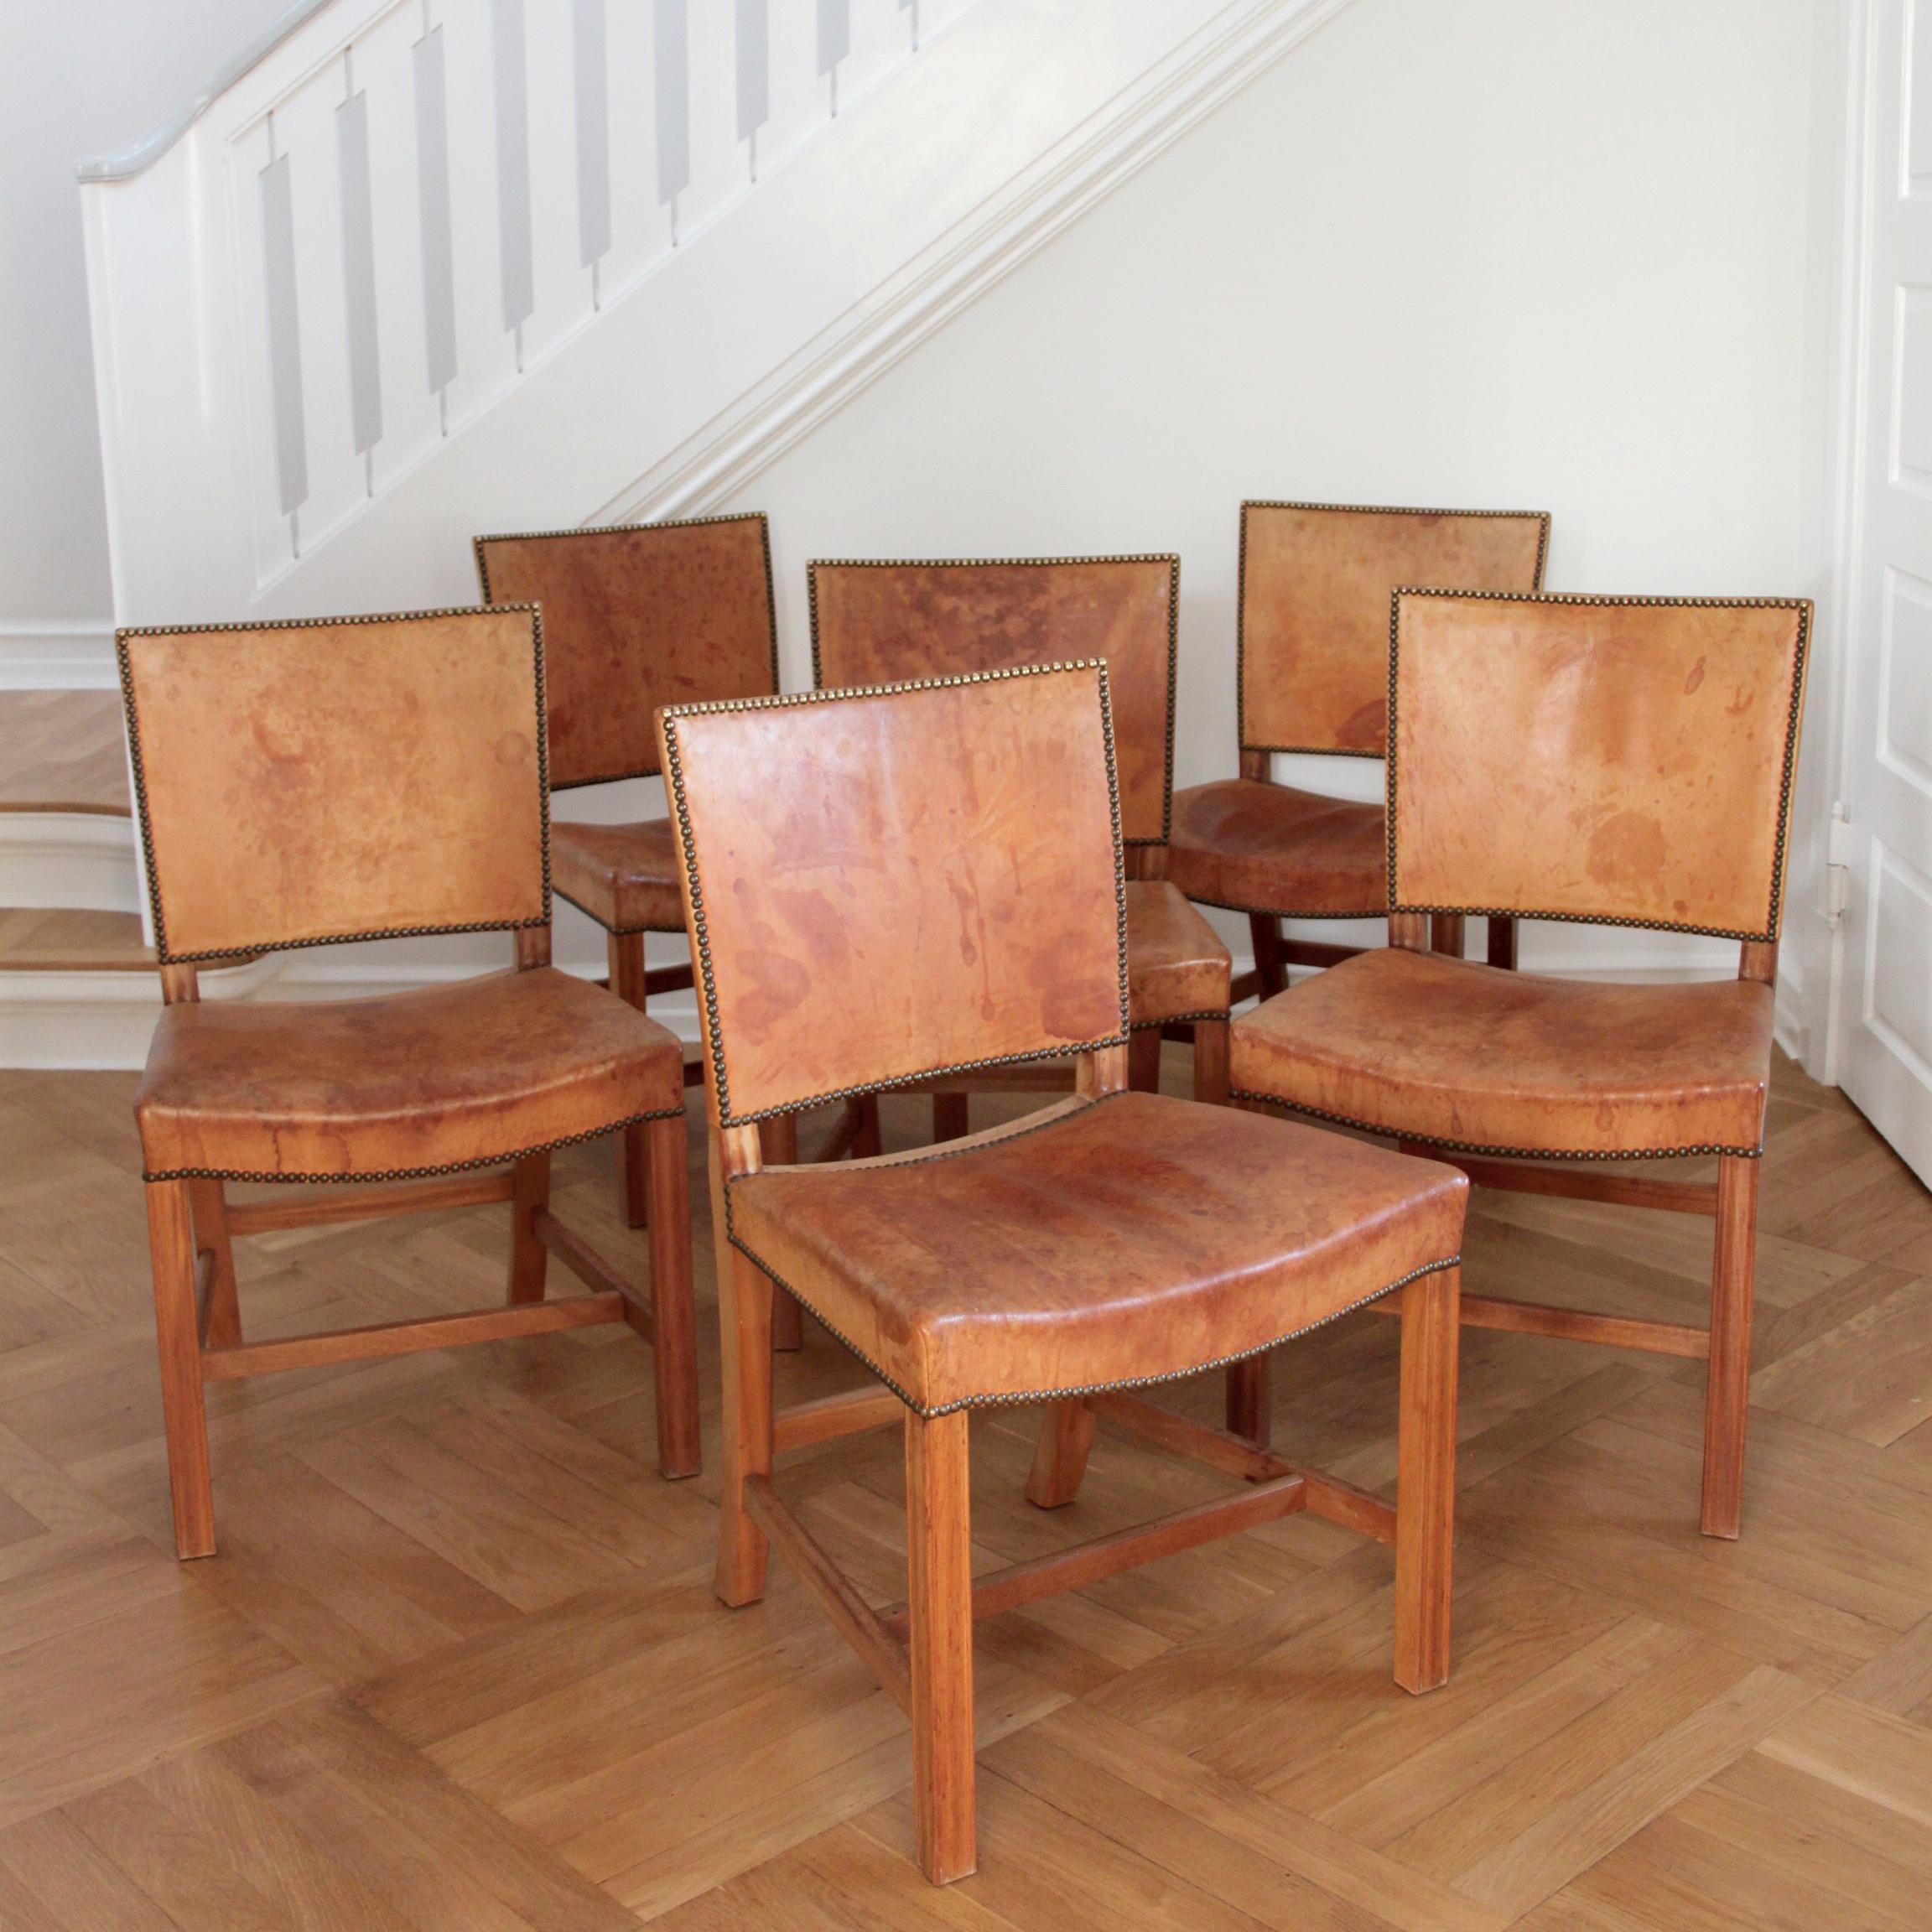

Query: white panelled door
[[1839, 0, 1932, 1183]]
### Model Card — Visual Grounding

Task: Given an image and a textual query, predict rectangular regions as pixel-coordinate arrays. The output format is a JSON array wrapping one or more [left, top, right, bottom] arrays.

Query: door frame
[[1803, 0, 1881, 1092]]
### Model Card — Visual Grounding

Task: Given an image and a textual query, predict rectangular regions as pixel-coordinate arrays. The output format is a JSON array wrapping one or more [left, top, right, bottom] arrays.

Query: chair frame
[[475, 512, 783, 1227], [1223, 500, 1551, 996], [120, 610, 699, 1561], [662, 669, 1462, 1883], [1293, 589, 1810, 1540]]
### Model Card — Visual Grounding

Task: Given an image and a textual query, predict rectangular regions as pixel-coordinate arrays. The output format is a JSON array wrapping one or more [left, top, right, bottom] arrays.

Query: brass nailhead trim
[[118, 605, 553, 967], [807, 554, 1181, 845], [1228, 1088, 1765, 1162], [662, 662, 1134, 1130], [1383, 589, 1812, 947], [475, 512, 781, 792], [141, 1100, 686, 1185], [1236, 500, 1550, 756]]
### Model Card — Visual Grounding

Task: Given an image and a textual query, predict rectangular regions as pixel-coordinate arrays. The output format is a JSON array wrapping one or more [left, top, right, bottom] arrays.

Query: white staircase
[[14, 0, 1353, 1067], [80, 0, 1350, 623]]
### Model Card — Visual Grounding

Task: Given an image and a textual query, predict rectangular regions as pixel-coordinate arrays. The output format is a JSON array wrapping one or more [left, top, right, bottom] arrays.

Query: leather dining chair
[[661, 659, 1468, 1883], [1232, 591, 1810, 1539], [475, 513, 782, 1227], [808, 554, 1232, 1116], [1168, 501, 1549, 991], [121, 606, 699, 1561]]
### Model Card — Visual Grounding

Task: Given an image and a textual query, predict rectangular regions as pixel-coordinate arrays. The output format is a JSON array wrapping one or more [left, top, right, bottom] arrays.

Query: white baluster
[[357, 1, 444, 480], [605, 0, 675, 290], [436, 0, 520, 437], [519, 0, 591, 369]]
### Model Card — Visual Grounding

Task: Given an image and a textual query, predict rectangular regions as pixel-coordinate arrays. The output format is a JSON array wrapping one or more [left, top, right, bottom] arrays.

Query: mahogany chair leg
[[1249, 912, 1286, 1000], [1486, 916, 1518, 971], [1127, 1030, 1162, 1093], [760, 1116, 805, 1352], [1429, 914, 1467, 960], [716, 1244, 776, 1607], [188, 1176, 242, 1349], [1394, 1264, 1460, 1694], [645, 1114, 700, 1479], [508, 1151, 551, 1305], [147, 1179, 215, 1560], [1024, 1399, 1095, 1509], [608, 932, 652, 1229], [1192, 1015, 1230, 1106], [1224, 1352, 1273, 1447], [932, 1094, 971, 1142], [906, 1409, 977, 1884], [852, 1095, 884, 1159], [1701, 1156, 1760, 1540]]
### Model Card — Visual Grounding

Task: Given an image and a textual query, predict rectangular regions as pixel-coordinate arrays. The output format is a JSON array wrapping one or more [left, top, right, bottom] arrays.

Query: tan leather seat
[[666, 665, 1470, 1883], [730, 1089, 1462, 1415], [810, 555, 1233, 1105], [1166, 778, 1385, 916], [1124, 880, 1230, 1026], [119, 608, 703, 1559], [1172, 503, 1548, 989], [1233, 948, 1774, 1157], [138, 967, 684, 1182], [1231, 589, 1813, 1544], [552, 818, 684, 934], [475, 517, 781, 1223]]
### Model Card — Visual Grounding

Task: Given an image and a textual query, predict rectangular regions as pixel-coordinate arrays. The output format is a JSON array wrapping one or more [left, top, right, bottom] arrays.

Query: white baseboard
[[0, 621, 118, 690], [0, 955, 274, 1070], [1774, 970, 1808, 1063], [0, 813, 139, 911]]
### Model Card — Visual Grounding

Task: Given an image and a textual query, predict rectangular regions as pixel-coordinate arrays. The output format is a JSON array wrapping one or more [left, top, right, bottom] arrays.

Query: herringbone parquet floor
[[2, 1043, 1929, 1928]]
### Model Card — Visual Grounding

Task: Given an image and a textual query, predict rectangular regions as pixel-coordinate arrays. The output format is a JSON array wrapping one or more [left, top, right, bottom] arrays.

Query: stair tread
[[0, 908, 152, 971], [0, 692, 130, 816]]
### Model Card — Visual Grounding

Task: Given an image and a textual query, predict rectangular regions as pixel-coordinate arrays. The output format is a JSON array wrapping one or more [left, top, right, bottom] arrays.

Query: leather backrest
[[120, 608, 549, 963], [1390, 592, 1811, 941], [1240, 501, 1549, 755], [475, 513, 777, 787], [661, 663, 1129, 1126], [808, 556, 1178, 845]]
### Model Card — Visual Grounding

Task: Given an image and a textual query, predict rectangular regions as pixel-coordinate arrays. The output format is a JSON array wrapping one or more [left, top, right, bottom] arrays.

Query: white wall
[[1, 0, 290, 667], [722, 0, 1824, 984]]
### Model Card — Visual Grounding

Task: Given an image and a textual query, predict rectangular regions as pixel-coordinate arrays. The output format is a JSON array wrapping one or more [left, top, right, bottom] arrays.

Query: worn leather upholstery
[[729, 1090, 1466, 1414], [1233, 948, 1775, 1156], [1233, 594, 1810, 1156], [1167, 503, 1545, 925], [1239, 503, 1549, 755], [664, 667, 1130, 1124], [475, 515, 777, 789], [810, 557, 1176, 844], [1391, 595, 1810, 938], [137, 968, 685, 1181], [1166, 779, 1386, 916], [1126, 880, 1233, 1026], [551, 818, 684, 934], [120, 612, 548, 962], [811, 558, 1228, 1028]]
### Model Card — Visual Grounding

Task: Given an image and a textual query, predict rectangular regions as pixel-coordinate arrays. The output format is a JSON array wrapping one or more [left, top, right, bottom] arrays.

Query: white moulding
[[0, 814, 140, 912], [0, 623, 118, 690]]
